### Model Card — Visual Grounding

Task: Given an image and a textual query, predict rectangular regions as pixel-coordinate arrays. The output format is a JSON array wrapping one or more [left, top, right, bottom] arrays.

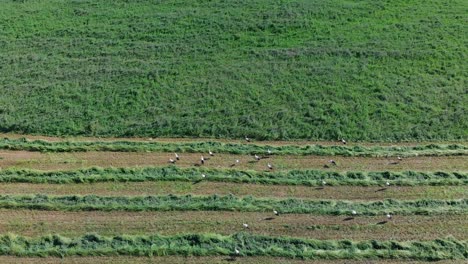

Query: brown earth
[[1, 210, 466, 241], [1, 150, 467, 171], [0, 182, 465, 201]]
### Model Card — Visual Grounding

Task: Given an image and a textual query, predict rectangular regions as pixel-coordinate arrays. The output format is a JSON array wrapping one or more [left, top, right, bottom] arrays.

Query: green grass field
[[0, 0, 466, 140], [1, 0, 467, 262]]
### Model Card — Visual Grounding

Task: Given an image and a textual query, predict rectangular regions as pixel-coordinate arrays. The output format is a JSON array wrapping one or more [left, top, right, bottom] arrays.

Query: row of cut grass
[[0, 194, 466, 215], [0, 233, 465, 260], [1, 138, 466, 156], [1, 166, 465, 186]]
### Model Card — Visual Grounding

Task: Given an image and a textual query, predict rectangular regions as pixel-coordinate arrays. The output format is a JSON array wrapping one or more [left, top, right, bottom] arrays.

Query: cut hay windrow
[[0, 138, 466, 156], [0, 233, 466, 260], [0, 194, 466, 215], [1, 166, 466, 186]]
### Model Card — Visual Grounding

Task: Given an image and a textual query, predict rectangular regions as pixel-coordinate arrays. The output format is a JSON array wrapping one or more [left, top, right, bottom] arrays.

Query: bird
[[386, 213, 392, 220], [201, 174, 206, 178], [351, 210, 357, 216], [169, 158, 176, 164], [273, 210, 279, 216], [386, 181, 390, 186], [267, 163, 273, 170], [322, 180, 327, 186], [200, 156, 206, 165], [175, 153, 180, 160], [329, 160, 337, 166], [267, 149, 272, 155], [397, 156, 402, 161], [235, 248, 240, 255], [209, 150, 214, 156], [231, 159, 240, 167], [254, 154, 261, 161], [245, 136, 251, 142], [341, 138, 347, 144], [243, 223, 249, 229]]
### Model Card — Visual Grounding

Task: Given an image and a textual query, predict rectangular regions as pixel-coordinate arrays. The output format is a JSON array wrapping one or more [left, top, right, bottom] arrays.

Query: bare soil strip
[[1, 210, 465, 241], [1, 150, 466, 171], [0, 256, 464, 264], [0, 182, 465, 201]]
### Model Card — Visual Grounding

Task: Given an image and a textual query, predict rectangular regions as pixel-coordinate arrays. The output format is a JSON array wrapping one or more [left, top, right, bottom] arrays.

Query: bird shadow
[[263, 217, 275, 221], [193, 164, 201, 167], [192, 180, 202, 185], [248, 161, 257, 164], [315, 187, 324, 190], [375, 188, 387, 192], [377, 221, 388, 225], [343, 217, 354, 221], [389, 162, 399, 165], [224, 256, 237, 262]]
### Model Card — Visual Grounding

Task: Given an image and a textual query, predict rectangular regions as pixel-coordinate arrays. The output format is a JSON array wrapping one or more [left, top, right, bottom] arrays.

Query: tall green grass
[[0, 0, 466, 141], [0, 194, 465, 215], [0, 233, 466, 260], [1, 138, 466, 156], [1, 166, 466, 186]]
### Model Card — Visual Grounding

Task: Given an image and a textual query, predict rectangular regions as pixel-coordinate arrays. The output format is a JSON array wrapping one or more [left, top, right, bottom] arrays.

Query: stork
[[254, 154, 261, 161], [322, 180, 327, 186], [209, 150, 214, 156], [397, 156, 402, 161], [273, 210, 279, 216], [169, 158, 176, 164], [329, 160, 337, 166], [351, 210, 357, 216], [235, 248, 240, 255], [175, 153, 180, 160], [201, 174, 206, 178], [386, 181, 390, 186], [267, 149, 272, 155], [243, 223, 249, 229], [386, 213, 392, 220], [245, 136, 251, 142], [341, 138, 347, 144], [267, 163, 273, 170], [200, 156, 205, 165]]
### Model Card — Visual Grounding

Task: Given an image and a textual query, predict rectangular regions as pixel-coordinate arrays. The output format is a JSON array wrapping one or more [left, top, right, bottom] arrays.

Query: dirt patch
[[1, 210, 466, 241], [0, 182, 465, 201], [1, 150, 466, 171]]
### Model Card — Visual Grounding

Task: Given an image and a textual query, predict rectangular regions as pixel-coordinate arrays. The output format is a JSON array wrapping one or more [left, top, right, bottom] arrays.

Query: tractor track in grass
[[1, 210, 466, 240], [0, 182, 465, 201], [1, 150, 467, 171]]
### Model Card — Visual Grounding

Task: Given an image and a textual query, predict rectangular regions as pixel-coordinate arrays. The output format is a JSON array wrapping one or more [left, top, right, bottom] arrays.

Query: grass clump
[[0, 194, 465, 215], [0, 233, 465, 260], [0, 166, 466, 186], [0, 138, 467, 156]]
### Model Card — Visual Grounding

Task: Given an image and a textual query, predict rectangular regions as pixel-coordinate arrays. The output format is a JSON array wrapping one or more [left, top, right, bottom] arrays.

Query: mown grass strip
[[0, 138, 466, 156], [0, 194, 466, 215], [0, 233, 466, 260], [1, 166, 466, 186]]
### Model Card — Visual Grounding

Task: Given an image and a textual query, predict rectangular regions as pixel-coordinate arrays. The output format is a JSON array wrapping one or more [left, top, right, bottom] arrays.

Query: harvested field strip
[[1, 167, 466, 187], [2, 151, 467, 172], [0, 233, 465, 260], [0, 194, 466, 215], [1, 138, 466, 157], [1, 182, 466, 201], [2, 210, 466, 241]]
